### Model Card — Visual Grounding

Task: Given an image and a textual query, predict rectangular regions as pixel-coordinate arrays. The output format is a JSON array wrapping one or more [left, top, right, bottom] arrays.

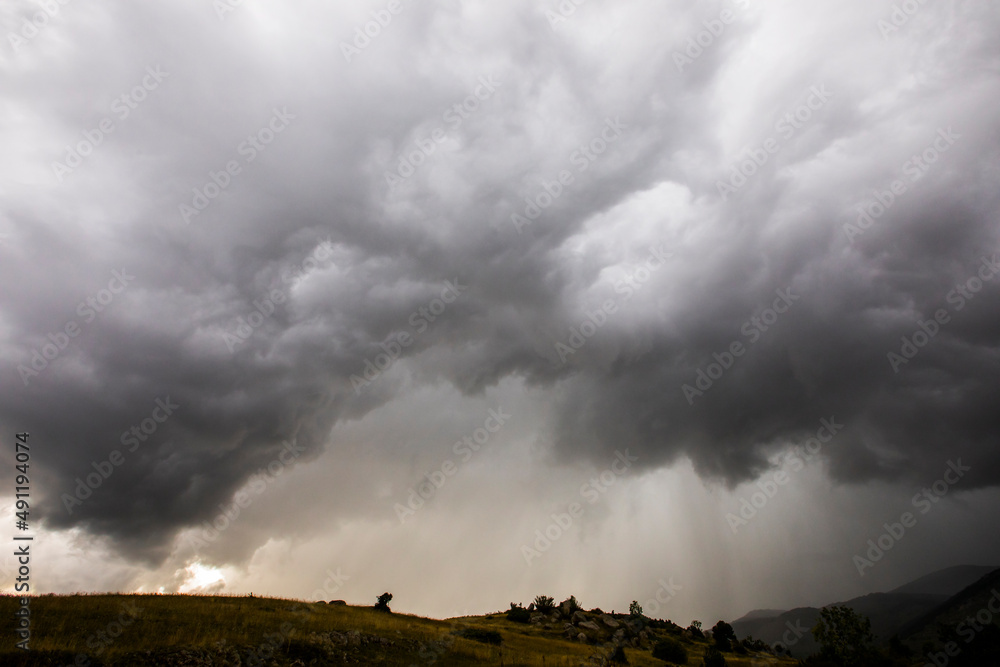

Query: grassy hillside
[[0, 593, 797, 666]]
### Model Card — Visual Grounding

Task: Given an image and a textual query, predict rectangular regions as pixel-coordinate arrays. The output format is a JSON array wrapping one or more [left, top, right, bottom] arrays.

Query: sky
[[1, 0, 1000, 625]]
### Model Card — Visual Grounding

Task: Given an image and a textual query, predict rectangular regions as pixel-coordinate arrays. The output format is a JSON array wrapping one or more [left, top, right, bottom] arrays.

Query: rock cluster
[[524, 601, 650, 649]]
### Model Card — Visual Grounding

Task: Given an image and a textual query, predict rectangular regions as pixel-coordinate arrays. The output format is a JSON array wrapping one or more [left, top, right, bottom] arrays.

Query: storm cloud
[[1, 0, 1000, 616]]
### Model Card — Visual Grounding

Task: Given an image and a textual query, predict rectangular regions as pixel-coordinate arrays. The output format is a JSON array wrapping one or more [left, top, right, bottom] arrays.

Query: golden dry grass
[[0, 593, 799, 666]]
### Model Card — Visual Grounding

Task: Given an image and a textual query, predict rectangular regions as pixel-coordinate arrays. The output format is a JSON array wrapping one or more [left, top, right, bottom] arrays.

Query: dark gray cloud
[[1, 0, 999, 608]]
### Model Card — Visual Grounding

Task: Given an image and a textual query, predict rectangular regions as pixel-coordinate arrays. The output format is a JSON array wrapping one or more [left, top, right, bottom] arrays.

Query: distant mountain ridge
[[889, 565, 999, 597], [730, 565, 999, 658], [734, 609, 785, 622], [898, 566, 1000, 651]]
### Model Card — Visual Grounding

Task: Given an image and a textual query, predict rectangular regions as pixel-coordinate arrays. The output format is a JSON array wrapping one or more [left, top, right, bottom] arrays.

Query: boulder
[[601, 614, 619, 629], [529, 612, 544, 624], [559, 599, 574, 617], [328, 600, 346, 605], [572, 611, 589, 625], [578, 620, 602, 633], [576, 632, 588, 643]]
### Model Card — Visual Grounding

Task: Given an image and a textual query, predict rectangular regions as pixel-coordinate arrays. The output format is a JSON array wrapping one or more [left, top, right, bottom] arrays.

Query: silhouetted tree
[[812, 606, 876, 666], [374, 592, 392, 612], [711, 620, 736, 650]]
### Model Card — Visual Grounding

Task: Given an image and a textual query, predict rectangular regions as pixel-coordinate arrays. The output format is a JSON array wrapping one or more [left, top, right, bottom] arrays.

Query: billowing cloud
[[1, 0, 999, 616]]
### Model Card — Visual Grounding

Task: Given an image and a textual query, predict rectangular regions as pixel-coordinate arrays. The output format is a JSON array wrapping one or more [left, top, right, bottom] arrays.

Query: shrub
[[534, 595, 555, 612], [688, 623, 704, 639], [711, 620, 736, 650], [741, 636, 770, 652], [702, 645, 727, 667], [374, 592, 392, 613], [458, 628, 503, 645], [507, 603, 531, 624], [629, 600, 643, 618], [652, 637, 688, 663], [661, 620, 684, 635]]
